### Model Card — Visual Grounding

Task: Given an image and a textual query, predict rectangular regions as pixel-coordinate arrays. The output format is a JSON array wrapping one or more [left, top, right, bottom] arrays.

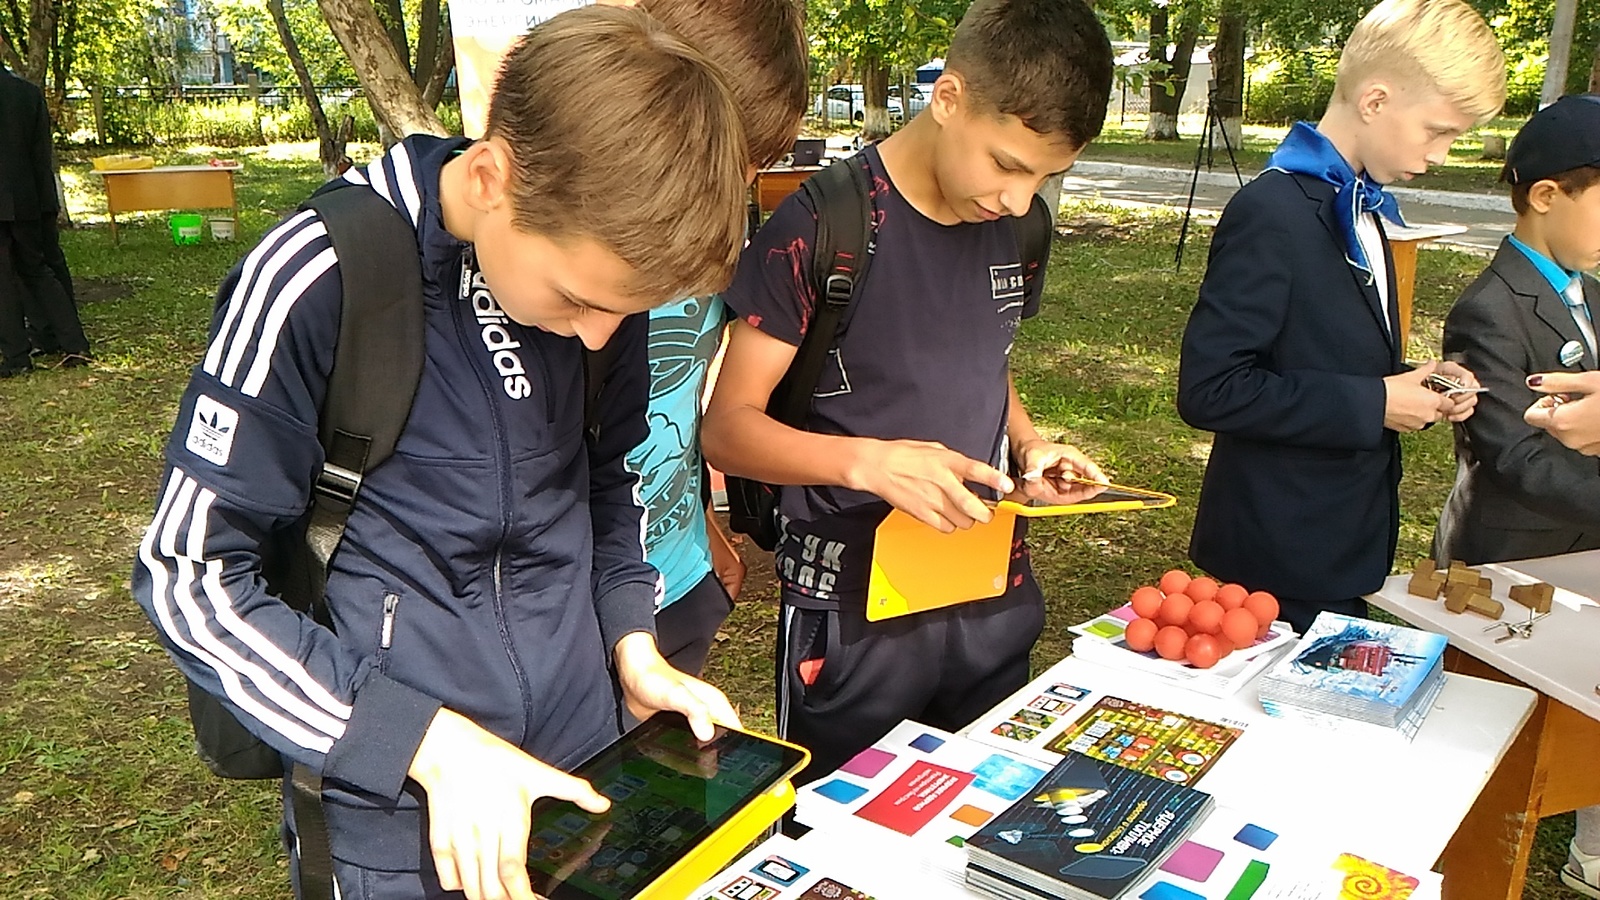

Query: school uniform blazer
[[1178, 170, 1404, 602], [1432, 241, 1600, 565], [0, 68, 57, 222]]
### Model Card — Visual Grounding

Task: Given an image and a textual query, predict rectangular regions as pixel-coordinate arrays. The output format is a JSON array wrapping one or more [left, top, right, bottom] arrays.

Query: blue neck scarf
[[1264, 122, 1406, 281]]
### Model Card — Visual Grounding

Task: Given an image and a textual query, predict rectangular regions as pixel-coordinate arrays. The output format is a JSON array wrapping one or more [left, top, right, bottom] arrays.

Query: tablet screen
[[1010, 483, 1174, 513], [527, 713, 807, 900]]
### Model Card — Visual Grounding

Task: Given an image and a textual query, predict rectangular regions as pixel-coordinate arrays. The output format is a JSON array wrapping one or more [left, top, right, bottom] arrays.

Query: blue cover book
[[964, 751, 1212, 900], [1267, 612, 1447, 711]]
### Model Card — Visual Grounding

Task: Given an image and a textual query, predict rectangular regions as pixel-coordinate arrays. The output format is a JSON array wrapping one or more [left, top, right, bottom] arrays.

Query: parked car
[[815, 84, 902, 122], [888, 84, 929, 118]]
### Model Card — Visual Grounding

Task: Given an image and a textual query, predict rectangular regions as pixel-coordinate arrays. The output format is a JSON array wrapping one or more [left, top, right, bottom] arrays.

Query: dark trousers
[[0, 218, 87, 367], [27, 217, 76, 353], [1277, 595, 1367, 636], [776, 561, 1045, 785], [655, 570, 734, 677]]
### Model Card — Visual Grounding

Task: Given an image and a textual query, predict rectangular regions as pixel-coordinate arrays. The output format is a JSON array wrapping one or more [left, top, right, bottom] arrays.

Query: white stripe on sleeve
[[240, 247, 339, 397], [217, 220, 331, 387], [204, 211, 317, 377]]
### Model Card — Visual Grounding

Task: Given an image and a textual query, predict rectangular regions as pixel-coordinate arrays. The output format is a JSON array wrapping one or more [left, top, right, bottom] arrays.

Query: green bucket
[[169, 213, 204, 246]]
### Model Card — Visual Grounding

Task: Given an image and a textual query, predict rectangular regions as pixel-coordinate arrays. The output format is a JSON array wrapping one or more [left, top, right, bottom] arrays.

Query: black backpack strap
[[279, 184, 423, 624], [290, 763, 335, 897], [770, 157, 874, 427], [1017, 193, 1053, 297]]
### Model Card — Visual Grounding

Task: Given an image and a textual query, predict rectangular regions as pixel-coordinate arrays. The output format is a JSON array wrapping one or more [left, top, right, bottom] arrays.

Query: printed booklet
[[1258, 613, 1447, 729], [964, 751, 1213, 900]]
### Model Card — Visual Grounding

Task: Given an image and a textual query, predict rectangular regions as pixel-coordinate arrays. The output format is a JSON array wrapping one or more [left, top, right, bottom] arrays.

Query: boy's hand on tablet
[[1014, 438, 1109, 505], [847, 438, 1013, 533], [409, 707, 609, 900], [1383, 362, 1452, 432], [614, 632, 743, 741], [1525, 371, 1600, 456]]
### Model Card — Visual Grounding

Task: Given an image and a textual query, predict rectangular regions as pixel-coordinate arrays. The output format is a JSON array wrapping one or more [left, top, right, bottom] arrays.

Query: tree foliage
[[214, 0, 357, 86]]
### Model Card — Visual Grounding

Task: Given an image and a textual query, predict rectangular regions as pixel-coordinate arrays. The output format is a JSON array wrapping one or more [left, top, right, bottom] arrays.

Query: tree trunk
[[420, 10, 454, 110], [377, 0, 410, 71], [269, 0, 343, 178], [0, 28, 23, 71], [24, 0, 54, 84], [1210, 2, 1245, 152], [1589, 35, 1600, 93], [1146, 4, 1200, 141], [1036, 173, 1064, 221], [1541, 0, 1578, 108], [50, 0, 76, 109], [316, 0, 446, 138], [862, 58, 892, 138], [415, 0, 440, 90]]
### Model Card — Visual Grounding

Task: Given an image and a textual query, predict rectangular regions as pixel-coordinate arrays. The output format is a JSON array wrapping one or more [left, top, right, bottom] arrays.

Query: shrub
[[1245, 50, 1338, 125]]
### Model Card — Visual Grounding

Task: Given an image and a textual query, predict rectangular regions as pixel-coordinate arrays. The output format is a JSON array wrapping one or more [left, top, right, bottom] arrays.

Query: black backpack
[[725, 159, 1055, 550], [182, 180, 622, 898]]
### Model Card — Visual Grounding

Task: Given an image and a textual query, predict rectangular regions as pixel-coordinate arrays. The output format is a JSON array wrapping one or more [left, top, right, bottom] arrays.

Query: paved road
[[1061, 161, 1514, 256]]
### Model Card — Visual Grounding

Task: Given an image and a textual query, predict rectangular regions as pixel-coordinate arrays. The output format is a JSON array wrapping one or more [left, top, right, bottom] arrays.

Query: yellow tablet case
[[635, 732, 808, 900], [866, 486, 1176, 622], [637, 780, 798, 899]]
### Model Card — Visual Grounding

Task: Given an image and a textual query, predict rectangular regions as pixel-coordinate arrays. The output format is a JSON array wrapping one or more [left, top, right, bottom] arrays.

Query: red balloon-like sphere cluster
[[1122, 570, 1278, 669]]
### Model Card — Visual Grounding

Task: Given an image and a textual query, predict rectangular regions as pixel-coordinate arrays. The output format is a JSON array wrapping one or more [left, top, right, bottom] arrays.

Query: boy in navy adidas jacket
[[703, 0, 1114, 783], [131, 10, 748, 900]]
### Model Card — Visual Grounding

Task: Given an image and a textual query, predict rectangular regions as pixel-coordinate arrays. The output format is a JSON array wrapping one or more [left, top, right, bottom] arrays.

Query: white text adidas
[[467, 270, 533, 400]]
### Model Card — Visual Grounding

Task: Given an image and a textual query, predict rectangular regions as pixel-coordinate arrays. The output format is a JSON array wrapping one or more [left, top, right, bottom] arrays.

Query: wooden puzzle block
[[1465, 593, 1504, 619], [1407, 559, 1446, 599], [1446, 565, 1481, 586], [1443, 583, 1473, 614], [1508, 582, 1555, 615]]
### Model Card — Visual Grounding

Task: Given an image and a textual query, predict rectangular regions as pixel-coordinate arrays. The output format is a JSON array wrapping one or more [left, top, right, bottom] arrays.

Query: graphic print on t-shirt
[[628, 295, 724, 607]]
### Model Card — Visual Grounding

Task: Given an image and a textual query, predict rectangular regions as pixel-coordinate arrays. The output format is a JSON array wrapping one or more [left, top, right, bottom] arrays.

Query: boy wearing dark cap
[[1429, 92, 1600, 897]]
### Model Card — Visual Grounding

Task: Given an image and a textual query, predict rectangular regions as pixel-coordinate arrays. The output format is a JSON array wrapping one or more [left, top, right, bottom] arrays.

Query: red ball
[[1185, 633, 1222, 669], [1185, 576, 1220, 604], [1124, 617, 1159, 653], [1213, 633, 1236, 657], [1154, 625, 1190, 661], [1158, 569, 1192, 596], [1157, 593, 1194, 628], [1221, 607, 1259, 647], [1130, 586, 1164, 620], [1243, 591, 1280, 631], [1215, 583, 1249, 611], [1188, 599, 1224, 635]]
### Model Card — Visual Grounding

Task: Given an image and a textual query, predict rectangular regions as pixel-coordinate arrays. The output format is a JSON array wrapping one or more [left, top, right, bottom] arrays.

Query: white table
[[962, 655, 1534, 881], [1369, 551, 1600, 900]]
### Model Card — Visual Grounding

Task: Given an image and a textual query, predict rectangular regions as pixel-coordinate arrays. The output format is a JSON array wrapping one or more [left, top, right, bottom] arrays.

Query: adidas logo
[[465, 266, 533, 400], [185, 394, 240, 466]]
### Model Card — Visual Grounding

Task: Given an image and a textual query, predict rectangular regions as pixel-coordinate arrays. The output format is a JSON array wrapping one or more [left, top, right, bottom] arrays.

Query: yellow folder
[[866, 484, 1176, 622]]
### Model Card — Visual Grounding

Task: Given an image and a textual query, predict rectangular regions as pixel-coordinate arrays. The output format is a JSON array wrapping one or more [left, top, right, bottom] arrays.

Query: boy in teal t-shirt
[[629, 294, 747, 675]]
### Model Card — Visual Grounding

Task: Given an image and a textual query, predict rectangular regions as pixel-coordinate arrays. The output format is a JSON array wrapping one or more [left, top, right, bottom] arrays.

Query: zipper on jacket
[[377, 592, 399, 672], [452, 252, 539, 745]]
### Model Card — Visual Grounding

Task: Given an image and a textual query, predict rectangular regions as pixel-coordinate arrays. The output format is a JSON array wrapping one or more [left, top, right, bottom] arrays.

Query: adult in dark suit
[[1176, 117, 1480, 635], [1434, 97, 1600, 569], [0, 65, 89, 376]]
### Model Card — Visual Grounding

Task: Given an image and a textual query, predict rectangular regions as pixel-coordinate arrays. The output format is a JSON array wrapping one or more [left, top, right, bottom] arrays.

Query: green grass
[[0, 141, 1575, 897], [1081, 115, 1527, 195]]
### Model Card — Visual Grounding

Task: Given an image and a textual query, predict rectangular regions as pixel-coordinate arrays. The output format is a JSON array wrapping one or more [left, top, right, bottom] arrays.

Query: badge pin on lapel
[[1560, 340, 1585, 367]]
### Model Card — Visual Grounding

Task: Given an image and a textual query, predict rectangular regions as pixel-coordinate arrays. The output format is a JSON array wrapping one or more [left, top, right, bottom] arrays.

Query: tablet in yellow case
[[526, 712, 810, 900], [866, 483, 1176, 621]]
